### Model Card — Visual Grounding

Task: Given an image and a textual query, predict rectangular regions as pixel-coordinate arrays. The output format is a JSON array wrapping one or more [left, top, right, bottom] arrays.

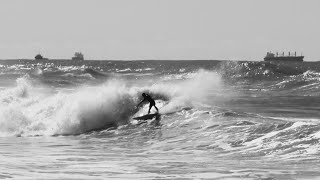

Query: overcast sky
[[0, 0, 319, 61]]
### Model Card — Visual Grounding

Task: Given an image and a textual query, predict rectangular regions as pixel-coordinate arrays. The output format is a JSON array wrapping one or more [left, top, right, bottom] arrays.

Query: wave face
[[0, 67, 222, 136], [0, 76, 136, 136], [1, 59, 320, 179]]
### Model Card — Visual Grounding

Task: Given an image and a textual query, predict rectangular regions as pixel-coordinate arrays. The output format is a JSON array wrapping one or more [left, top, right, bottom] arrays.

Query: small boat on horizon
[[34, 54, 48, 60], [72, 52, 84, 61]]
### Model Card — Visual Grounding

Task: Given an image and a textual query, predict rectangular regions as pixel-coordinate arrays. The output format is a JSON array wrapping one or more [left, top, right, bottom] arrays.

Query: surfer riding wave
[[137, 93, 159, 114]]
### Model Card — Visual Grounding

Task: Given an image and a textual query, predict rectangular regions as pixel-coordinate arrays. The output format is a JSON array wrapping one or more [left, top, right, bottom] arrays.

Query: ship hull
[[264, 56, 304, 62]]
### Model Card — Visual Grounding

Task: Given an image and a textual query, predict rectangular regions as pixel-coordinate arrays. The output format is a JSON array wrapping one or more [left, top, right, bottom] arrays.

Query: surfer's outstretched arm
[[137, 98, 146, 107]]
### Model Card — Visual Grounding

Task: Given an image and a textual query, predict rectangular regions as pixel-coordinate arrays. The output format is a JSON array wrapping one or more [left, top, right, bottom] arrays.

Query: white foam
[[0, 78, 141, 136], [0, 69, 224, 137]]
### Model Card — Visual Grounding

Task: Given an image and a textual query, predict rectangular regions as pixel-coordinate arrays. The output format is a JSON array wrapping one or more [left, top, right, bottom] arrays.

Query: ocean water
[[1, 59, 320, 179]]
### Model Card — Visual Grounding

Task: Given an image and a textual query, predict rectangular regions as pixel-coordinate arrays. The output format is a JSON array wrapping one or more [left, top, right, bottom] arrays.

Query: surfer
[[137, 93, 159, 114]]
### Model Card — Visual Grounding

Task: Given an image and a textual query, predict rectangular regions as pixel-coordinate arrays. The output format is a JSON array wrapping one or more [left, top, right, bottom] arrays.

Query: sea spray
[[0, 79, 140, 136], [149, 69, 224, 113], [0, 75, 35, 136], [0, 69, 225, 136], [52, 81, 139, 135]]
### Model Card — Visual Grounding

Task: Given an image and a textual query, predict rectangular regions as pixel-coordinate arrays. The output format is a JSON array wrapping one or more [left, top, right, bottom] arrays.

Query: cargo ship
[[264, 52, 304, 62]]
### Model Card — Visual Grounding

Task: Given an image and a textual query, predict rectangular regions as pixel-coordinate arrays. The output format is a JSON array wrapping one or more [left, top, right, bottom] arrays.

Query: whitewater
[[1, 59, 320, 179]]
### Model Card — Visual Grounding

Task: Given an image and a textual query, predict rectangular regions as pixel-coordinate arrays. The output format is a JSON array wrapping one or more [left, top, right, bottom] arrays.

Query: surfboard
[[133, 113, 161, 120]]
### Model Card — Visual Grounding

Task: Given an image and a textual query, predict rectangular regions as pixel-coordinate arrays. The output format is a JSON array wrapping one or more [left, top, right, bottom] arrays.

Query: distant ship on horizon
[[72, 52, 84, 61], [34, 54, 48, 60], [264, 52, 304, 62]]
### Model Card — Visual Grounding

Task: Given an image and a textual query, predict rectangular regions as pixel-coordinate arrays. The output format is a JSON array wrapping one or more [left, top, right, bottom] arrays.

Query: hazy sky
[[0, 0, 319, 61]]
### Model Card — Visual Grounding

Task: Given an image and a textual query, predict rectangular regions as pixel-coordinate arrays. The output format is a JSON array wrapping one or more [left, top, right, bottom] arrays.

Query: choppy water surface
[[1, 59, 320, 179]]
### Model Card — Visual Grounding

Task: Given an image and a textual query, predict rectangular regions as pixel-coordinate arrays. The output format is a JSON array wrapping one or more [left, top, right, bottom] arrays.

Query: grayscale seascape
[[1, 60, 320, 179], [1, 0, 320, 179]]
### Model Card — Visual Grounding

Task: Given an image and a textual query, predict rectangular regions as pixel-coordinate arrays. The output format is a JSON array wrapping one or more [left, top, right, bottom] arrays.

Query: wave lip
[[0, 78, 140, 136]]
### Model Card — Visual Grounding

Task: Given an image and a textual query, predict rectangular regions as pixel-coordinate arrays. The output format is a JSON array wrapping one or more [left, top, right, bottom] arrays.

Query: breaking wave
[[0, 69, 223, 137]]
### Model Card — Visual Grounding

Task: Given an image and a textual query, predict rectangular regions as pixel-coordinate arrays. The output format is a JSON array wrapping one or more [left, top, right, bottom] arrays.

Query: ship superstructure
[[34, 54, 48, 60], [264, 52, 304, 62], [72, 52, 84, 61]]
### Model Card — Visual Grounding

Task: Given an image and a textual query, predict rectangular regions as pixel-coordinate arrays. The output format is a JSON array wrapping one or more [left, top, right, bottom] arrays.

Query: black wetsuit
[[144, 94, 155, 106], [138, 94, 159, 114]]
